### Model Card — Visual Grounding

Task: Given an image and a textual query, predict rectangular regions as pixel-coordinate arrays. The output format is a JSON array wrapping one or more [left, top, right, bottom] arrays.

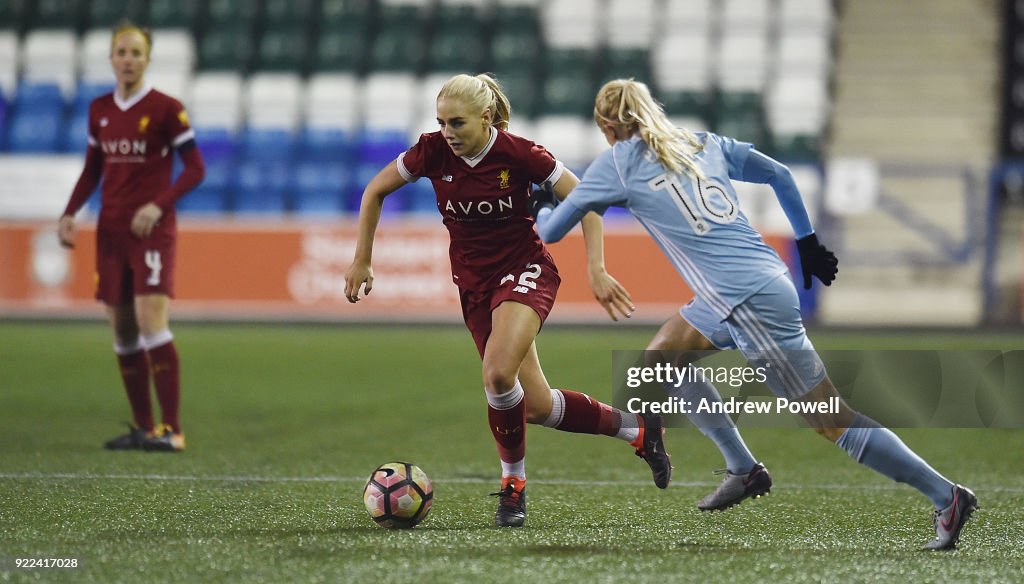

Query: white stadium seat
[[189, 72, 244, 131], [246, 73, 304, 129], [305, 73, 359, 131], [607, 0, 657, 49], [22, 30, 78, 97]]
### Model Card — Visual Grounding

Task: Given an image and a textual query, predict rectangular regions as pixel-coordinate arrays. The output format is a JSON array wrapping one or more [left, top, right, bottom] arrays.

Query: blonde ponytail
[[438, 73, 512, 131], [594, 79, 704, 179]]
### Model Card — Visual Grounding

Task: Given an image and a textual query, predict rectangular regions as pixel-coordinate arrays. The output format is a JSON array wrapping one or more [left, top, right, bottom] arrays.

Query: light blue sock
[[665, 378, 759, 474], [837, 413, 955, 509]]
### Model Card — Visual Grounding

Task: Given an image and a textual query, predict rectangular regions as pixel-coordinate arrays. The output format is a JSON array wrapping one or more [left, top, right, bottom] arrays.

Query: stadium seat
[[492, 0, 541, 34], [0, 2, 17, 32], [203, 0, 260, 30], [489, 29, 540, 79], [301, 126, 353, 163], [65, 81, 112, 151], [361, 73, 418, 136], [255, 26, 309, 73], [148, 29, 196, 78], [716, 31, 771, 93], [533, 115, 599, 169], [86, 0, 146, 30], [22, 30, 78, 99], [368, 25, 426, 73], [721, 0, 772, 33], [148, 0, 197, 29], [146, 70, 190, 101], [0, 31, 17, 99], [246, 73, 303, 129], [233, 159, 291, 214], [263, 0, 317, 27], [177, 186, 229, 214], [13, 82, 66, 115], [313, 25, 368, 73], [606, 0, 656, 49], [305, 73, 360, 133], [779, 0, 835, 35], [663, 0, 714, 32], [189, 72, 244, 131], [776, 32, 833, 78], [78, 29, 114, 85], [654, 32, 713, 95], [766, 74, 830, 137], [24, 0, 87, 33], [292, 161, 350, 215], [320, 0, 374, 28], [426, 31, 484, 74], [495, 71, 540, 119], [197, 26, 255, 72], [542, 0, 601, 49], [8, 111, 65, 152], [402, 177, 438, 215], [241, 127, 298, 162], [601, 48, 652, 86]]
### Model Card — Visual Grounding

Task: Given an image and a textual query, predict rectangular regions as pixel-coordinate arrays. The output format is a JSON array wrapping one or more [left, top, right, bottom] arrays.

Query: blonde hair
[[437, 73, 512, 131], [110, 20, 152, 59], [594, 79, 704, 179]]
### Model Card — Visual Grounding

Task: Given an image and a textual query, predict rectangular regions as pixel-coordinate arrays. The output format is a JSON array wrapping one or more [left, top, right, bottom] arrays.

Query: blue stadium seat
[[403, 179, 437, 215], [347, 161, 407, 215], [178, 154, 233, 213], [233, 159, 290, 214], [356, 128, 408, 168], [300, 126, 353, 163], [193, 126, 238, 160], [14, 81, 65, 114], [240, 126, 296, 162], [8, 110, 64, 152], [0, 92, 8, 151], [65, 110, 89, 152], [178, 186, 228, 214], [292, 161, 349, 215]]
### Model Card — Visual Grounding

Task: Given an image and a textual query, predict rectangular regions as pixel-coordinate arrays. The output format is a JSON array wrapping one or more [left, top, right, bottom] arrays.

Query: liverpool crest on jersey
[[137, 115, 150, 133], [498, 169, 511, 189]]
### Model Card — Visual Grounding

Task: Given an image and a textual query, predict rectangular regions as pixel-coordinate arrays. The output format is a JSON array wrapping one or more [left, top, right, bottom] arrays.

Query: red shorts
[[95, 228, 176, 305], [459, 255, 561, 358]]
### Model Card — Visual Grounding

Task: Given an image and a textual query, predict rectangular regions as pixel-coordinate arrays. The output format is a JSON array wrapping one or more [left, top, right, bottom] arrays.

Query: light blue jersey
[[544, 132, 790, 320]]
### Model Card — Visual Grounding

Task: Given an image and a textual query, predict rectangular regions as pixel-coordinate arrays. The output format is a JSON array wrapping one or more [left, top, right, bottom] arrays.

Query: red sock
[[556, 389, 622, 437], [487, 401, 526, 469], [117, 351, 153, 431], [147, 341, 181, 433]]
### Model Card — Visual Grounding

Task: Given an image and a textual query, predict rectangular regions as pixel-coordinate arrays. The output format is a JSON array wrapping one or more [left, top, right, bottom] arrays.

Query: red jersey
[[84, 85, 195, 233], [397, 128, 565, 290]]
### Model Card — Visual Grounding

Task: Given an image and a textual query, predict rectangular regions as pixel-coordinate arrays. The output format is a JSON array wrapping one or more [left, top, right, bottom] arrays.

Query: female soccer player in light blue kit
[[533, 79, 977, 551]]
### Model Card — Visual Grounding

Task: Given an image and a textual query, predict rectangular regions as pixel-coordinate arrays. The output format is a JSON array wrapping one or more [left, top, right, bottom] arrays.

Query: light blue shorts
[[681, 275, 826, 399]]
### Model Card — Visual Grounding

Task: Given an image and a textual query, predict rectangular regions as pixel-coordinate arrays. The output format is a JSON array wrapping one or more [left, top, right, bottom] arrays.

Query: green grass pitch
[[1, 321, 1023, 582]]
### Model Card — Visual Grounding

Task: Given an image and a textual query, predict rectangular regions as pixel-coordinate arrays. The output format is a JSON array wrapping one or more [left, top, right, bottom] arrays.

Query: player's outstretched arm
[[548, 172, 635, 320], [344, 161, 407, 303], [738, 149, 838, 288]]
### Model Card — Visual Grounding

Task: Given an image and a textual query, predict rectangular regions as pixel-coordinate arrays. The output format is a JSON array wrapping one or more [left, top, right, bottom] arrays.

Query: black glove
[[528, 181, 557, 219], [795, 233, 838, 289]]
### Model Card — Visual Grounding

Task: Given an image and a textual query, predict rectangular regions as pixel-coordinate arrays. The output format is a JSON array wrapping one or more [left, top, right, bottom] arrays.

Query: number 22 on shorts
[[500, 263, 541, 294]]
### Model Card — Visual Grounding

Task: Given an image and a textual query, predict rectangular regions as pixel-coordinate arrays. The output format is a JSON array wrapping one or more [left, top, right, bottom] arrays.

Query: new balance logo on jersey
[[442, 175, 453, 182], [442, 195, 514, 217], [102, 139, 147, 156]]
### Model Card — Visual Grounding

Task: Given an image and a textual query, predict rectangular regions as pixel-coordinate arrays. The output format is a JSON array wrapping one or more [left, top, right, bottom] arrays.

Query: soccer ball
[[363, 461, 433, 529]]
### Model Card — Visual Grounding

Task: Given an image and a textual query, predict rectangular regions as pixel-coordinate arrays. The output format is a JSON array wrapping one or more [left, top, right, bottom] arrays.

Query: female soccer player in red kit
[[58, 23, 205, 452], [344, 73, 670, 527]]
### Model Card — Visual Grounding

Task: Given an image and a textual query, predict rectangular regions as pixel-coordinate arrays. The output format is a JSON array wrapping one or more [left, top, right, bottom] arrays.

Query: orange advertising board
[[0, 220, 790, 323]]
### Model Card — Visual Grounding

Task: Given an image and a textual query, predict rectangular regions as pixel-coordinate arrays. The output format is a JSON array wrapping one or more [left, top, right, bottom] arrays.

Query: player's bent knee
[[812, 425, 846, 442], [482, 367, 517, 395]]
